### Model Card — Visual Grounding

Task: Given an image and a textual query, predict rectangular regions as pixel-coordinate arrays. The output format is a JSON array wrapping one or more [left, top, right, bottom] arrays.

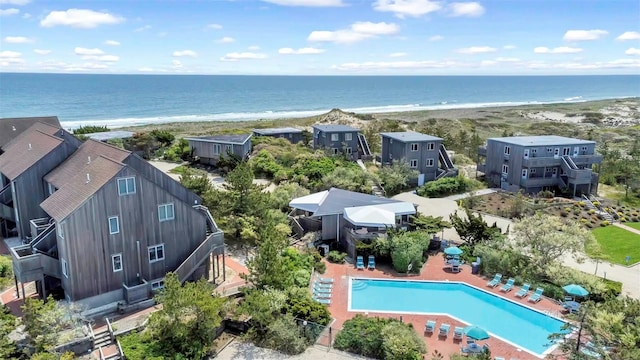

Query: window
[[148, 244, 165, 263], [426, 159, 435, 167], [345, 133, 352, 141], [117, 177, 136, 195], [531, 168, 536, 174], [331, 133, 339, 142], [547, 147, 553, 153], [112, 254, 123, 272], [61, 258, 69, 278], [151, 280, 165, 291], [410, 143, 419, 152], [409, 159, 418, 168], [502, 164, 509, 174], [426, 143, 435, 151], [158, 203, 175, 222], [108, 216, 119, 234], [332, 148, 339, 155], [546, 167, 553, 173], [581, 146, 588, 153], [58, 222, 65, 239], [563, 147, 571, 156], [212, 144, 221, 155], [531, 149, 537, 157], [521, 169, 528, 178], [504, 146, 511, 155], [346, 147, 352, 154]]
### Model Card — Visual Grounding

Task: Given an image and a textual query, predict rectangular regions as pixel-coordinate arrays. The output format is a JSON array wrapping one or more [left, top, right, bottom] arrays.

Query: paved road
[[393, 191, 640, 299], [216, 340, 370, 360]]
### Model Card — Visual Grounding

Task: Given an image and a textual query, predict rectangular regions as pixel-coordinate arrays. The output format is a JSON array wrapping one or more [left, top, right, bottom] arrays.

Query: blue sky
[[0, 0, 639, 75]]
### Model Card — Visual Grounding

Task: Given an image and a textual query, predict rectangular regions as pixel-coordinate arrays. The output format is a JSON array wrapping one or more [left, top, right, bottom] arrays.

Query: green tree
[[21, 296, 84, 354], [321, 166, 374, 194], [390, 232, 426, 273], [410, 214, 451, 235], [242, 214, 290, 290], [270, 182, 310, 212], [179, 169, 213, 197], [380, 321, 427, 360], [0, 305, 18, 359], [376, 161, 418, 196], [449, 209, 502, 249], [147, 272, 226, 360], [150, 129, 175, 147]]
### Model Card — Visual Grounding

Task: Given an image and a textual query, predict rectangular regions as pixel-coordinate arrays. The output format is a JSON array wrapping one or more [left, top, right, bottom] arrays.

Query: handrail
[[30, 221, 55, 248], [192, 204, 220, 232], [116, 339, 124, 358], [358, 134, 372, 156], [106, 317, 115, 343], [439, 144, 455, 169], [175, 233, 224, 283], [0, 183, 11, 204], [99, 346, 105, 360]]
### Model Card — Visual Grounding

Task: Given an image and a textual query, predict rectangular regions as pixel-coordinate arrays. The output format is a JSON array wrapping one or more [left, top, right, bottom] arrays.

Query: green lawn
[[591, 226, 640, 265], [626, 222, 640, 231]]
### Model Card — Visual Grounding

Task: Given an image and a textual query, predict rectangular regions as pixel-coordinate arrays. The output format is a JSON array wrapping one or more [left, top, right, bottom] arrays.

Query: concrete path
[[216, 340, 370, 360], [561, 255, 640, 299], [613, 222, 640, 235], [445, 188, 498, 201]]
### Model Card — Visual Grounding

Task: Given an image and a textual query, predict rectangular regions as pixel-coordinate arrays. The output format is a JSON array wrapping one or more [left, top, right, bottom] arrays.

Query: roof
[[0, 116, 61, 149], [44, 139, 131, 188], [489, 135, 595, 147], [185, 133, 252, 145], [344, 202, 416, 227], [312, 124, 360, 132], [253, 127, 303, 135], [289, 188, 400, 217], [381, 131, 442, 142], [41, 156, 125, 221], [87, 131, 135, 141], [0, 126, 64, 180]]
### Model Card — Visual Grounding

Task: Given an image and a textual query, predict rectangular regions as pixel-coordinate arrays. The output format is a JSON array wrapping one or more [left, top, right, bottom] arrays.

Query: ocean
[[1, 73, 638, 129]]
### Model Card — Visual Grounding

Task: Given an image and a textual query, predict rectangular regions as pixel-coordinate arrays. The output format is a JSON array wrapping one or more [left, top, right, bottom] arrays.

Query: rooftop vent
[[12, 126, 16, 131], [86, 173, 90, 184], [87, 156, 91, 164], [28, 143, 32, 151]]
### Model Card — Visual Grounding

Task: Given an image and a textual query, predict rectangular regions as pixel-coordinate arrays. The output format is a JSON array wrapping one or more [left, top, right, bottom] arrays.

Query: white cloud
[[0, 8, 19, 16], [428, 35, 443, 42], [74, 47, 104, 55], [626, 48, 640, 56], [616, 31, 640, 41], [332, 59, 457, 71], [456, 46, 496, 54], [308, 21, 399, 44], [261, 0, 344, 6], [40, 9, 124, 28], [495, 57, 520, 62], [448, 2, 485, 17], [34, 49, 51, 55], [105, 40, 120, 46], [173, 50, 198, 57], [527, 59, 640, 70], [0, 50, 23, 66], [503, 45, 516, 50], [373, 0, 441, 18], [248, 45, 261, 51], [563, 29, 608, 41], [278, 47, 325, 55], [220, 52, 268, 61], [206, 23, 223, 30], [217, 36, 235, 43], [0, 0, 30, 5], [138, 67, 154, 72], [534, 46, 583, 54], [81, 55, 119, 62], [134, 25, 151, 32], [4, 36, 33, 43], [388, 52, 407, 57]]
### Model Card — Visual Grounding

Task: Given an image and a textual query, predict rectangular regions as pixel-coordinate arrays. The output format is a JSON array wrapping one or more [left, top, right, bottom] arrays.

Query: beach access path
[[392, 191, 640, 299]]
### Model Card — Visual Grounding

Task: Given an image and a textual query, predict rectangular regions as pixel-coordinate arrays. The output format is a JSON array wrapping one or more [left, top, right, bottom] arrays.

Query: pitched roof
[[381, 131, 442, 142], [312, 124, 360, 132], [0, 117, 61, 149], [44, 139, 131, 188], [289, 187, 400, 217], [185, 134, 252, 145], [253, 127, 303, 135], [0, 125, 64, 180], [489, 135, 595, 146], [41, 156, 125, 221]]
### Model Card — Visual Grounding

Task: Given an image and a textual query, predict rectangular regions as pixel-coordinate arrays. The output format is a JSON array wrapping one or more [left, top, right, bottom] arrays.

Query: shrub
[[620, 217, 627, 222], [327, 251, 346, 264], [564, 207, 571, 212], [588, 209, 596, 214], [73, 125, 109, 135], [538, 190, 554, 199], [150, 129, 175, 146], [601, 220, 610, 227], [416, 175, 470, 198], [592, 201, 600, 207]]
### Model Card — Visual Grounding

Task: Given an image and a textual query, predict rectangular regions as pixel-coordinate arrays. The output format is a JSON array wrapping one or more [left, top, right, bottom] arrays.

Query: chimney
[[87, 156, 91, 164], [86, 173, 91, 183], [28, 143, 32, 151], [12, 126, 16, 131]]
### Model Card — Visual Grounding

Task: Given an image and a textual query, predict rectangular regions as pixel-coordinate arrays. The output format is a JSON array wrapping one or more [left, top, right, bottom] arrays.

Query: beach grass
[[591, 225, 640, 265]]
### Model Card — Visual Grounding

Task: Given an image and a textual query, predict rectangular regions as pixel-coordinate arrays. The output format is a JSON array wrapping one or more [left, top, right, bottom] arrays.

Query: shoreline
[[60, 96, 640, 130]]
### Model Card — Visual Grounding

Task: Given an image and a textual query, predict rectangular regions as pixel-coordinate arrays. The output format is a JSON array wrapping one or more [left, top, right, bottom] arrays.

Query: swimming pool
[[349, 278, 568, 357]]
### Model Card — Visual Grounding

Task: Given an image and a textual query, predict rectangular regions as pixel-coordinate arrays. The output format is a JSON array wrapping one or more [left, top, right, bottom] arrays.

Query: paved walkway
[[216, 341, 369, 360], [445, 188, 498, 201], [613, 222, 640, 235]]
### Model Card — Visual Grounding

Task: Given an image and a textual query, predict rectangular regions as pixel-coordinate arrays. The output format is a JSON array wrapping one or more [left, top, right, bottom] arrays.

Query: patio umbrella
[[463, 325, 490, 340], [563, 284, 589, 297], [444, 246, 463, 256]]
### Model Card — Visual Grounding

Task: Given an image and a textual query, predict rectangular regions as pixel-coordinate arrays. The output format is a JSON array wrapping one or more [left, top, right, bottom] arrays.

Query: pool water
[[350, 279, 568, 356]]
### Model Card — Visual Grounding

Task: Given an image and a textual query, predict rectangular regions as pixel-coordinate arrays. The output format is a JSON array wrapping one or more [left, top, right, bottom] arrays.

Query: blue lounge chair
[[356, 256, 365, 270], [313, 286, 332, 294], [487, 274, 502, 287], [313, 296, 331, 304], [439, 323, 450, 337], [528, 287, 544, 303], [494, 357, 506, 360], [312, 290, 331, 298], [500, 278, 515, 292], [314, 282, 332, 289], [453, 326, 464, 340], [367, 255, 375, 270], [515, 283, 530, 298], [424, 320, 436, 334], [318, 277, 334, 283]]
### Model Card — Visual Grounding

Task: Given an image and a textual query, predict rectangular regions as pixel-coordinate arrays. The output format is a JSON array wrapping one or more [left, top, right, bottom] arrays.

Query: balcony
[[347, 228, 388, 241], [30, 217, 53, 239], [10, 244, 61, 282], [123, 279, 150, 304], [567, 169, 593, 184], [175, 230, 224, 283], [520, 176, 558, 187], [522, 156, 561, 168], [572, 154, 603, 166], [477, 146, 487, 157]]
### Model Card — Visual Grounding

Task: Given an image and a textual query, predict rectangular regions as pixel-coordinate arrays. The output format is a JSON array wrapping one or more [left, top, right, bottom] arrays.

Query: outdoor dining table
[[563, 300, 581, 313]]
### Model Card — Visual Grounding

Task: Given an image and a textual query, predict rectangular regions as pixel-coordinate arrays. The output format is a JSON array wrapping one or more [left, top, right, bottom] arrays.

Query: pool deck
[[320, 255, 568, 360]]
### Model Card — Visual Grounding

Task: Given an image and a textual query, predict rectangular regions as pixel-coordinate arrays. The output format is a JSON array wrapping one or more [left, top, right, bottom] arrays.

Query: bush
[[119, 331, 164, 360], [73, 125, 109, 135], [601, 220, 610, 227], [327, 251, 347, 264], [0, 255, 13, 288], [538, 190, 554, 199], [592, 201, 600, 207], [416, 175, 470, 198], [150, 129, 175, 146]]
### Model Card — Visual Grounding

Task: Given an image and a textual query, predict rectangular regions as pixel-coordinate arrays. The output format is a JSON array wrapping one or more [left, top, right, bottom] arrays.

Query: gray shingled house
[[1, 124, 224, 310], [186, 134, 252, 165], [380, 131, 458, 185], [0, 116, 61, 151], [253, 127, 304, 144], [477, 135, 602, 196], [312, 124, 372, 161]]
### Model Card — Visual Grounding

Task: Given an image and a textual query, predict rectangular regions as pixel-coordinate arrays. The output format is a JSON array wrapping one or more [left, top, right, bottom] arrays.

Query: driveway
[[216, 341, 370, 360]]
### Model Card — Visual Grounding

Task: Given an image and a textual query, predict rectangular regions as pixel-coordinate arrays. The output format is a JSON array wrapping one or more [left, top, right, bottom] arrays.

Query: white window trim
[[502, 164, 509, 174], [109, 216, 120, 235], [148, 244, 165, 263], [410, 143, 419, 152], [427, 143, 435, 151], [332, 148, 339, 155], [331, 133, 339, 142], [212, 144, 221, 155], [117, 177, 136, 196], [151, 279, 165, 291], [58, 221, 65, 239], [112, 254, 123, 272], [225, 145, 232, 153], [346, 147, 352, 154], [158, 203, 175, 222], [344, 133, 352, 141], [61, 258, 69, 278], [531, 168, 536, 174], [409, 159, 418, 168], [504, 146, 511, 155], [426, 159, 435, 167]]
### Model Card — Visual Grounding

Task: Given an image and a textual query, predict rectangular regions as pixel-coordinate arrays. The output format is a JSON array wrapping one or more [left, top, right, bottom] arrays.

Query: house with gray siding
[[186, 134, 252, 165], [477, 135, 602, 196], [380, 131, 458, 186], [312, 125, 372, 160], [0, 116, 61, 151], [0, 127, 224, 310], [253, 127, 304, 144]]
